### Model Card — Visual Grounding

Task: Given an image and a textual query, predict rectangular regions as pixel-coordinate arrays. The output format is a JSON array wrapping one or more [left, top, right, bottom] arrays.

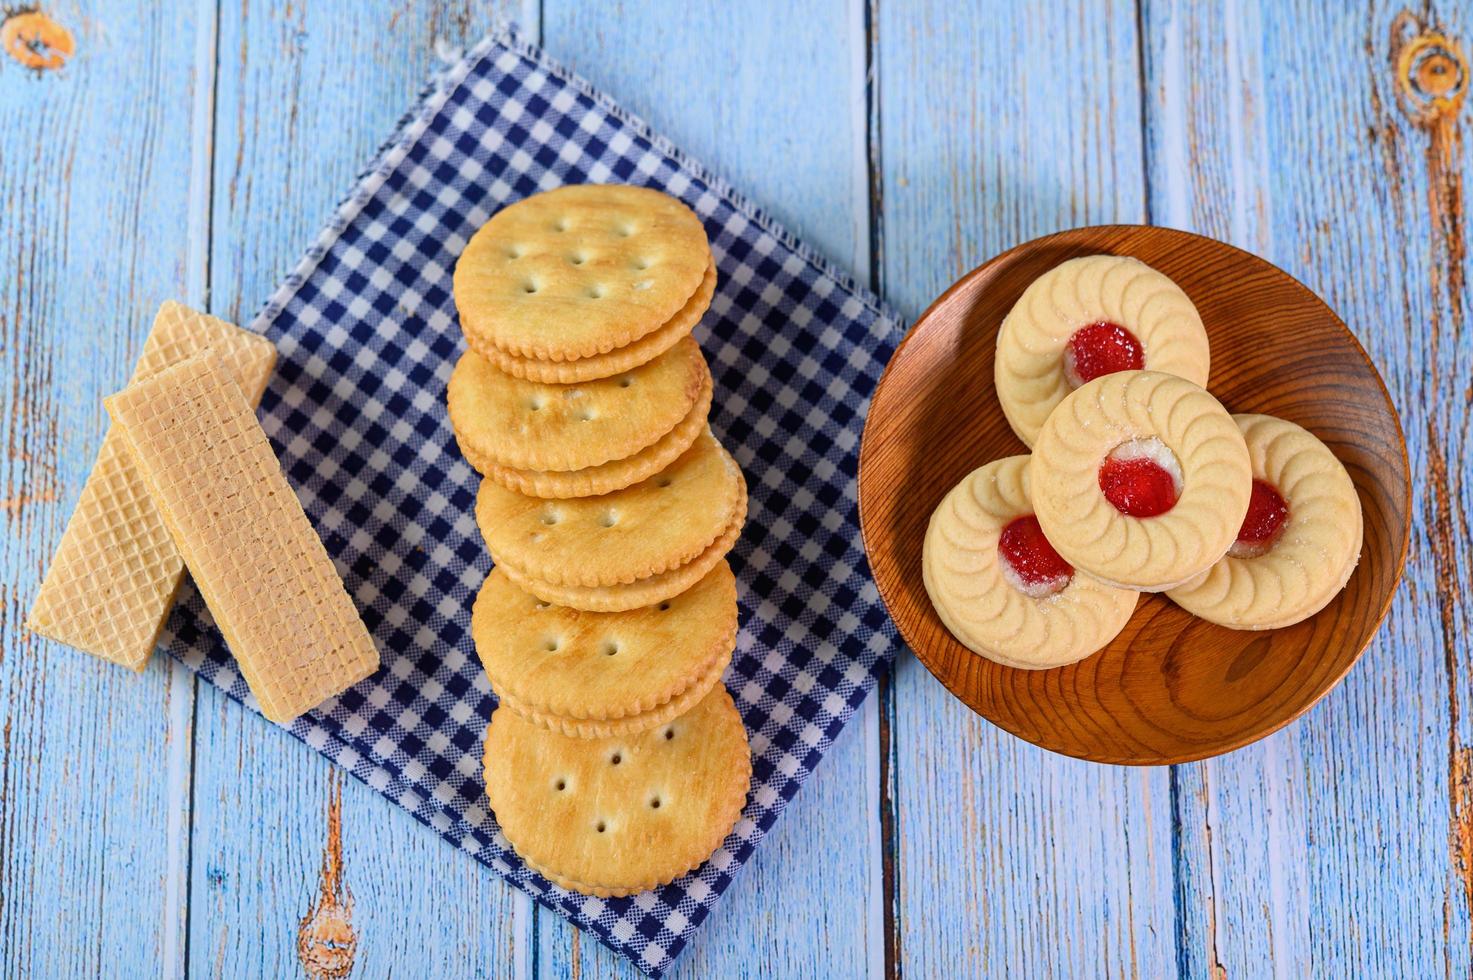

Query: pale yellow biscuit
[[497, 502, 745, 612], [467, 368, 712, 498], [483, 684, 751, 897], [471, 260, 717, 383], [1167, 414, 1363, 629], [27, 301, 277, 670], [104, 354, 379, 723], [476, 430, 745, 588], [996, 255, 1210, 447], [472, 561, 737, 723], [923, 455, 1138, 669], [496, 642, 733, 739], [453, 184, 712, 361], [448, 336, 708, 473], [1031, 371, 1251, 592]]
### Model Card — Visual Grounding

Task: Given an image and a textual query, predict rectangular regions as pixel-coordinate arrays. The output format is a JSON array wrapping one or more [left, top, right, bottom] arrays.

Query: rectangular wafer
[[104, 352, 380, 722], [27, 302, 278, 670]]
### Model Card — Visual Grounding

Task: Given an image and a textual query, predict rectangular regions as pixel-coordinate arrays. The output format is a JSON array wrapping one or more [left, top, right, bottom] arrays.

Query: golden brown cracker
[[471, 260, 716, 384], [467, 372, 711, 498], [483, 684, 751, 897], [496, 493, 745, 613], [448, 336, 708, 473], [453, 185, 711, 361], [476, 430, 744, 588], [473, 561, 737, 724], [496, 640, 733, 739]]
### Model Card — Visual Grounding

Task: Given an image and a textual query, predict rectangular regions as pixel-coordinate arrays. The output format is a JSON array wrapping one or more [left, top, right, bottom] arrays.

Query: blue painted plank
[[1144, 1, 1473, 976], [534, 1, 882, 976], [0, 1, 208, 976], [874, 1, 1180, 975], [189, 2, 529, 975]]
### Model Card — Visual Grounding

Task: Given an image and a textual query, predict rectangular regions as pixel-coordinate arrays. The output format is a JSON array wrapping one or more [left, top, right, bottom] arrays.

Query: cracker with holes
[[473, 562, 737, 736], [498, 490, 745, 612], [448, 336, 710, 475], [476, 429, 746, 590], [483, 684, 751, 897], [478, 260, 717, 384], [453, 184, 712, 362]]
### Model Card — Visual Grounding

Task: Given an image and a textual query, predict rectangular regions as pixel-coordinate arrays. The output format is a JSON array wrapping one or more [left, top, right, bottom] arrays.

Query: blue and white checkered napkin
[[160, 28, 903, 975]]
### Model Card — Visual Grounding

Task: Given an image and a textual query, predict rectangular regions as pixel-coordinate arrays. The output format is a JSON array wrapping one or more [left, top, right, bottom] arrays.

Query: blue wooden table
[[3, 1, 1469, 976]]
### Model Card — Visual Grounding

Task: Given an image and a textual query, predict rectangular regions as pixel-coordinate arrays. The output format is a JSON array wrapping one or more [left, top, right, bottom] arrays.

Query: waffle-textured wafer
[[483, 684, 751, 897], [448, 336, 709, 473], [473, 562, 737, 729], [105, 353, 379, 721], [473, 260, 717, 383], [476, 430, 745, 588], [27, 302, 277, 669], [469, 373, 712, 498], [497, 489, 746, 612], [453, 185, 712, 361]]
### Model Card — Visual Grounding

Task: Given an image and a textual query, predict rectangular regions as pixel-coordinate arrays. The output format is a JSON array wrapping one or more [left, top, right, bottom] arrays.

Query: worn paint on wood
[[0, 1, 205, 975], [5, 0, 1473, 976]]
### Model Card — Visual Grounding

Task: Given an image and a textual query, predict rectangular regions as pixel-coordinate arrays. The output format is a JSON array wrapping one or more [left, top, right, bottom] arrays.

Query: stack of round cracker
[[450, 184, 751, 898]]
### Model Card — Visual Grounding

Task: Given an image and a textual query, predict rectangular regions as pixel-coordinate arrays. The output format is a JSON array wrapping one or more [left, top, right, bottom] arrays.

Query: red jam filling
[[1063, 321, 1145, 388], [1099, 456, 1179, 517], [998, 515, 1073, 597], [1229, 479, 1289, 558]]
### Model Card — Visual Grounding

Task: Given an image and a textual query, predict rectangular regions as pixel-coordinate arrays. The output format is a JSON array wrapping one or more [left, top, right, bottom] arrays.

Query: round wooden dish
[[858, 226, 1410, 765]]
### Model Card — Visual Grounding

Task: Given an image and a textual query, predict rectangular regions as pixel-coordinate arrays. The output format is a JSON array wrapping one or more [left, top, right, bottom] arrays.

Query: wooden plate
[[858, 226, 1410, 765]]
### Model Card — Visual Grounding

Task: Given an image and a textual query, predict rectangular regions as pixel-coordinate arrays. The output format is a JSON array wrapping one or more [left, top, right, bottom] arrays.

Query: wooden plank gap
[[862, 2, 900, 976], [1132, 0, 1153, 224]]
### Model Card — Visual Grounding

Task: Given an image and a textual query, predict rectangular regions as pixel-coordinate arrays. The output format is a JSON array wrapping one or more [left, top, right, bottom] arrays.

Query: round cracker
[[496, 641, 733, 739], [473, 561, 737, 722], [498, 501, 744, 612], [465, 369, 712, 498], [448, 336, 708, 473], [453, 184, 712, 361], [472, 260, 717, 384], [483, 684, 751, 897], [476, 430, 745, 588]]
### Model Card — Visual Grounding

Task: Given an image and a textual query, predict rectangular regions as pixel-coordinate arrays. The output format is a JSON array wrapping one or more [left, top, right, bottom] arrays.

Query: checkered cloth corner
[[159, 27, 905, 976]]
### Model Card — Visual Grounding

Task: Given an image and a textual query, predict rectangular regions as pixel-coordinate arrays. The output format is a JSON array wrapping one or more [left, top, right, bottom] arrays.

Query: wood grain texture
[[1154, 3, 1467, 972], [190, 1, 525, 975], [4, 0, 1472, 975], [860, 225, 1410, 763], [535, 1, 880, 975], [1144, 1, 1473, 975], [873, 1, 1179, 974], [0, 2, 205, 975]]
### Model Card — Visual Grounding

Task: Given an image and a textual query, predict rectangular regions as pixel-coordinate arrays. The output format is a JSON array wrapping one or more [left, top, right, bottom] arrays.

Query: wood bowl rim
[[857, 223, 1412, 765]]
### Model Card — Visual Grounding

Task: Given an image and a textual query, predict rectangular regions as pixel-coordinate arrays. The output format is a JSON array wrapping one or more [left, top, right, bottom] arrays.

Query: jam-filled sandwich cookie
[[1167, 414, 1362, 629], [995, 255, 1211, 447], [1031, 371, 1251, 592], [923, 455, 1137, 669]]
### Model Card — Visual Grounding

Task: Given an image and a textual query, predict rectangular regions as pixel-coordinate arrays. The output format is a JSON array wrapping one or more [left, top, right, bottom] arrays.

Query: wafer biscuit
[[105, 353, 379, 722], [472, 260, 717, 383], [497, 492, 746, 612], [469, 372, 712, 498], [473, 562, 736, 727], [448, 336, 708, 473], [476, 430, 744, 588], [453, 185, 712, 361], [27, 302, 277, 669], [483, 684, 751, 897]]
